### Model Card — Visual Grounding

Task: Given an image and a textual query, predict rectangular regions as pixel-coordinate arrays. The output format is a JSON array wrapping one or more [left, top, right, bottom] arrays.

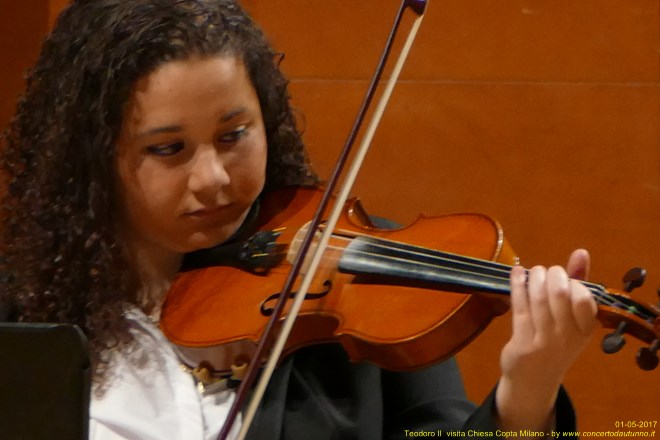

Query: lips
[[185, 204, 233, 218]]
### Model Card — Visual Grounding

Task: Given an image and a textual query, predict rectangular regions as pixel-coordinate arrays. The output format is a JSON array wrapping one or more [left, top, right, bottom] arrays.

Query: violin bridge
[[288, 221, 349, 275]]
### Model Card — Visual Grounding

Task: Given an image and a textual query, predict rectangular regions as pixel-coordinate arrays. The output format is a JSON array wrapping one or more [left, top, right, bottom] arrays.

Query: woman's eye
[[146, 142, 184, 156], [219, 125, 248, 144]]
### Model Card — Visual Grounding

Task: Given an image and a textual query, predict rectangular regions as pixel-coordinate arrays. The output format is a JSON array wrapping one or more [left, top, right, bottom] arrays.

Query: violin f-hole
[[260, 280, 333, 316]]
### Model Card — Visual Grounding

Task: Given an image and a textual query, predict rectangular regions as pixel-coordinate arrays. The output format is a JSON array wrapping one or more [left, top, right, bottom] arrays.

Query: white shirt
[[89, 308, 240, 440]]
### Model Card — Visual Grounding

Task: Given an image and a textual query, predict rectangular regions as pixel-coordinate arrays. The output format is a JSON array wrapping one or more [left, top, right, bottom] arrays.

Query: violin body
[[160, 187, 517, 375]]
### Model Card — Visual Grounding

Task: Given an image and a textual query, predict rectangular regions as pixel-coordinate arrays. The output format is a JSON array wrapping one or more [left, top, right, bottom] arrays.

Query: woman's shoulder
[[90, 306, 206, 439]]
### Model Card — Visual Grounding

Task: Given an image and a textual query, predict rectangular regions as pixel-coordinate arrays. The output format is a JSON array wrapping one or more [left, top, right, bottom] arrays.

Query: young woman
[[0, 1, 597, 439]]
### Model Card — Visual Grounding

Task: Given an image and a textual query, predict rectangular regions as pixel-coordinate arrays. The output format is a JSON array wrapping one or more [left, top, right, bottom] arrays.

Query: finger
[[546, 265, 575, 334], [527, 265, 554, 336], [566, 248, 590, 281], [570, 279, 598, 335], [509, 265, 534, 343]]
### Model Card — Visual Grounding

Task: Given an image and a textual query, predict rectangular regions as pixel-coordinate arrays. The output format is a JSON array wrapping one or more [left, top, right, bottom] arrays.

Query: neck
[[126, 243, 183, 320]]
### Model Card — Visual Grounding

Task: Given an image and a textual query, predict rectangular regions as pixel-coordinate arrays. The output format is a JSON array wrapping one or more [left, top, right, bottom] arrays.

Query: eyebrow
[[136, 125, 182, 138], [220, 108, 247, 122], [135, 108, 249, 139]]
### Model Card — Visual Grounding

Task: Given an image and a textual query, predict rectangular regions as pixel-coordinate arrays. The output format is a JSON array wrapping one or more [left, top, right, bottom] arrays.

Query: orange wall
[[8, 0, 660, 433], [0, 0, 49, 132], [244, 0, 660, 432]]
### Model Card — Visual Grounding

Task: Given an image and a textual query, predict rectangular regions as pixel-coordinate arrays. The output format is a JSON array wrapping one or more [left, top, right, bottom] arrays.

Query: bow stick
[[218, 1, 428, 438]]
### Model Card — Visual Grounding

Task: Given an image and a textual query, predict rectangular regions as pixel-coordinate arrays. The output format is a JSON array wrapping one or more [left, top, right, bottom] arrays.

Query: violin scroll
[[595, 280, 660, 370]]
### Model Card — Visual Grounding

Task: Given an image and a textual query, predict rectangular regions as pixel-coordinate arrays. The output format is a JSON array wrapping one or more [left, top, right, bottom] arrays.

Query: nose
[[188, 145, 230, 199]]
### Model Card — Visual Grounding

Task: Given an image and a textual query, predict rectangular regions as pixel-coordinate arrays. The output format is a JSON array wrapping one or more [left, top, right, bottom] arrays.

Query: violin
[[160, 186, 660, 375], [162, 1, 658, 437]]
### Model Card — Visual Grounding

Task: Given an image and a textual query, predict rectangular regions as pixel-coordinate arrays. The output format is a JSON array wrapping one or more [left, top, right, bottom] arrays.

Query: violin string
[[346, 240, 626, 310], [367, 237, 658, 322], [233, 8, 430, 440], [344, 235, 657, 322], [284, 233, 656, 322]]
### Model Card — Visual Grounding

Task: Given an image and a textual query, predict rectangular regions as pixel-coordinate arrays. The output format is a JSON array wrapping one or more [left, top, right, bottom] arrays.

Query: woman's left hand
[[495, 249, 598, 434]]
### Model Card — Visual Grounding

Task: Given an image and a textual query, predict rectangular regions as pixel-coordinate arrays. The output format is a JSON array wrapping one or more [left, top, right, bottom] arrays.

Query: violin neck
[[338, 235, 657, 315], [338, 235, 512, 296], [336, 235, 660, 348]]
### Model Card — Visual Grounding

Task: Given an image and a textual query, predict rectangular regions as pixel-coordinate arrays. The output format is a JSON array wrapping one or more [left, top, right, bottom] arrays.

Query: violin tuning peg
[[636, 339, 659, 371], [601, 322, 627, 354], [622, 267, 646, 293]]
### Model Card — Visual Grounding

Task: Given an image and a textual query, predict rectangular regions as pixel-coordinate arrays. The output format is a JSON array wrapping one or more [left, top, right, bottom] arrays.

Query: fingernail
[[512, 265, 526, 284]]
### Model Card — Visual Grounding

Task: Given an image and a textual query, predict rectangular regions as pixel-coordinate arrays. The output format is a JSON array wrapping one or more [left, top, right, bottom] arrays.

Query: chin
[[185, 228, 238, 252]]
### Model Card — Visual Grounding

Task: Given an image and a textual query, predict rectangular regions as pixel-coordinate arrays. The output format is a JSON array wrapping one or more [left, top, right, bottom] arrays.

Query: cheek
[[118, 163, 184, 227], [230, 140, 267, 196]]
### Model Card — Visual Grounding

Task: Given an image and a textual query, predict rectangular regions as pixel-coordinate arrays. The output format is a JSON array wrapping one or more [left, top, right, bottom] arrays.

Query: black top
[[247, 343, 576, 439]]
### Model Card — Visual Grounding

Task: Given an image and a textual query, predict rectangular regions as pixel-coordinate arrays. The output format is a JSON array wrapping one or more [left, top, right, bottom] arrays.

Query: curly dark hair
[[0, 0, 316, 383]]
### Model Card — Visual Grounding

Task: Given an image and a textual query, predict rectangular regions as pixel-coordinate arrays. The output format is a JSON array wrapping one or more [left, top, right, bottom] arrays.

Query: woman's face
[[116, 55, 267, 257]]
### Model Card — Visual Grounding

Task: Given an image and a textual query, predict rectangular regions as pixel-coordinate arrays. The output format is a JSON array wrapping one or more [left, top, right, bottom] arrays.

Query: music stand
[[0, 323, 90, 440]]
